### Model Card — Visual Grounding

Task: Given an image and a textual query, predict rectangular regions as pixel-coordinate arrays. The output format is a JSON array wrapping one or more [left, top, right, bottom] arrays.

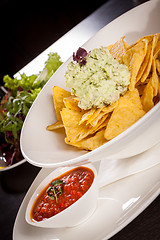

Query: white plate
[[20, 0, 160, 168], [0, 159, 26, 172], [13, 161, 160, 240]]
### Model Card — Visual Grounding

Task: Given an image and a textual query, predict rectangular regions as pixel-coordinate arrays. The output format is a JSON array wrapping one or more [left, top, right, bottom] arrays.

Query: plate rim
[[20, 0, 160, 168], [13, 161, 160, 240]]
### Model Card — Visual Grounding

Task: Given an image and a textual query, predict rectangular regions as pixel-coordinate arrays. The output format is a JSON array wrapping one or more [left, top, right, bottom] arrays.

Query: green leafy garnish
[[47, 180, 65, 203], [0, 52, 63, 166]]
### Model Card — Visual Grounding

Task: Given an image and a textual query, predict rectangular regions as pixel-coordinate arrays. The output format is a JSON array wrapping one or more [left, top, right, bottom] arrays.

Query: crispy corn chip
[[150, 58, 159, 96], [123, 88, 144, 109], [109, 36, 130, 63], [141, 58, 159, 111], [79, 108, 96, 125], [107, 45, 113, 51], [154, 37, 160, 58], [140, 34, 159, 83], [61, 106, 109, 143], [156, 58, 160, 75], [123, 38, 148, 90], [136, 37, 152, 83], [80, 102, 117, 127], [52, 86, 71, 121], [104, 90, 145, 140], [60, 107, 84, 141], [141, 81, 154, 112], [63, 96, 81, 112], [46, 120, 64, 131], [65, 128, 107, 151]]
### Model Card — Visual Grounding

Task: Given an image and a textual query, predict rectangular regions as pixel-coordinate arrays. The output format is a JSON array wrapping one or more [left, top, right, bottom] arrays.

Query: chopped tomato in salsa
[[31, 166, 94, 222]]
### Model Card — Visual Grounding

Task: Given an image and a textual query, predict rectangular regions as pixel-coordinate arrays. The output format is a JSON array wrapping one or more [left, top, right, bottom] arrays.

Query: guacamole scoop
[[65, 47, 130, 110]]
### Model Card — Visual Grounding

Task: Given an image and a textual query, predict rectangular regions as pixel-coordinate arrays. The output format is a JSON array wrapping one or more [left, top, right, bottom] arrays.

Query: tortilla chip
[[65, 128, 107, 151], [107, 44, 113, 51], [141, 81, 154, 112], [151, 58, 159, 96], [63, 96, 81, 112], [61, 106, 109, 143], [136, 37, 153, 83], [46, 120, 63, 131], [79, 108, 96, 125], [140, 34, 159, 83], [80, 101, 117, 127], [104, 90, 145, 140], [123, 88, 144, 109], [141, 58, 159, 111], [154, 37, 160, 58], [123, 38, 148, 90], [156, 58, 160, 75], [52, 86, 71, 121], [109, 36, 130, 63]]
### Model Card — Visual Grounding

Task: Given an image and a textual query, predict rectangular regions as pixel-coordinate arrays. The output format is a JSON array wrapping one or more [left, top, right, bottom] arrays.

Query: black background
[[0, 0, 107, 82]]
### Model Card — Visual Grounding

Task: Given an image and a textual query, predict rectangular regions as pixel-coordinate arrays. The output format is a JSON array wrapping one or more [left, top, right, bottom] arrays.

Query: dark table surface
[[0, 0, 160, 239]]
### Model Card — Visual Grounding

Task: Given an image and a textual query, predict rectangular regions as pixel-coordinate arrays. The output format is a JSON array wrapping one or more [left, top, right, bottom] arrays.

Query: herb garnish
[[73, 47, 88, 66], [47, 180, 65, 203]]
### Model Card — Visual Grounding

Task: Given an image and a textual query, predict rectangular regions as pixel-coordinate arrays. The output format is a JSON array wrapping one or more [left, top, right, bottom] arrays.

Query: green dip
[[65, 47, 130, 110]]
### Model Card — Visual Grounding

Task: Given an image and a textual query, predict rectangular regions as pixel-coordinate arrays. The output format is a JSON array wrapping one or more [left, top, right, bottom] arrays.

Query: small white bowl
[[25, 163, 98, 228]]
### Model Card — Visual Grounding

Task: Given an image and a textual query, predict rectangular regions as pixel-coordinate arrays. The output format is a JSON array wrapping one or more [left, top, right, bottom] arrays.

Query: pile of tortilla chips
[[47, 33, 160, 151]]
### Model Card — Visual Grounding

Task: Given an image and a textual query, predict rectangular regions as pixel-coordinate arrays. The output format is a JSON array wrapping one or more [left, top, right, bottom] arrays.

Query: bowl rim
[[21, 97, 160, 168], [25, 163, 98, 227]]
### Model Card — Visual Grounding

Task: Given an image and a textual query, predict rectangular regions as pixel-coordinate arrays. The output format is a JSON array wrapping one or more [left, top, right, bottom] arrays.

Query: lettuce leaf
[[0, 52, 63, 166]]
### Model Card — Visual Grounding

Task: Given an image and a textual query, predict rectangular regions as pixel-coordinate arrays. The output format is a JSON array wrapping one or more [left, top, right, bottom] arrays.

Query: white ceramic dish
[[20, 0, 160, 168], [25, 164, 98, 228], [13, 161, 160, 240], [0, 159, 26, 172]]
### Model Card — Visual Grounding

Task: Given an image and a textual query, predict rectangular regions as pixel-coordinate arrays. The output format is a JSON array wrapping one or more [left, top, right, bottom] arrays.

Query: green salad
[[0, 53, 62, 167]]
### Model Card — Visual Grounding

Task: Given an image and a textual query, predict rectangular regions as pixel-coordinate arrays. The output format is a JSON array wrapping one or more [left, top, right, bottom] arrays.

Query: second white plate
[[13, 161, 160, 240]]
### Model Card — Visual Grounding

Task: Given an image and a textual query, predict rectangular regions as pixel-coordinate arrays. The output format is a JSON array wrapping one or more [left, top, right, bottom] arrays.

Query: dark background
[[0, 0, 160, 240], [0, 0, 107, 83]]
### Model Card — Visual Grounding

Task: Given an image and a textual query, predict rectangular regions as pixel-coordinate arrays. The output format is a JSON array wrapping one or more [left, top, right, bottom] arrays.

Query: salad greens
[[0, 52, 63, 167]]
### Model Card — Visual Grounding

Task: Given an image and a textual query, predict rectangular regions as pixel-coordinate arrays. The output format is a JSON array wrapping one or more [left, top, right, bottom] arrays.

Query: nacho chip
[[63, 96, 81, 112], [65, 128, 107, 151], [156, 58, 160, 75], [79, 108, 96, 125], [123, 88, 144, 109], [60, 107, 84, 142], [104, 90, 145, 140], [136, 37, 153, 83], [61, 105, 109, 143], [141, 58, 159, 111], [123, 38, 148, 90], [154, 37, 160, 58], [46, 120, 63, 131], [109, 36, 129, 63], [140, 34, 159, 83], [150, 58, 159, 96], [80, 102, 117, 127], [52, 86, 71, 121], [141, 81, 154, 112]]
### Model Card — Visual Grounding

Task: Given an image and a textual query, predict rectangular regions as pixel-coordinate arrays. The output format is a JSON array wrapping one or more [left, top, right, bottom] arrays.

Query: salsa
[[31, 166, 94, 222]]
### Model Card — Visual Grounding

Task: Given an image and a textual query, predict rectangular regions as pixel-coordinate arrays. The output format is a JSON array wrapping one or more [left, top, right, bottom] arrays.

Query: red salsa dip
[[31, 166, 94, 222]]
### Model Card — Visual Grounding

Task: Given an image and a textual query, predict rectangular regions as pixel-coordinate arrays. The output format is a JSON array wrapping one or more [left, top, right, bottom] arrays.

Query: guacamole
[[65, 47, 130, 110]]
